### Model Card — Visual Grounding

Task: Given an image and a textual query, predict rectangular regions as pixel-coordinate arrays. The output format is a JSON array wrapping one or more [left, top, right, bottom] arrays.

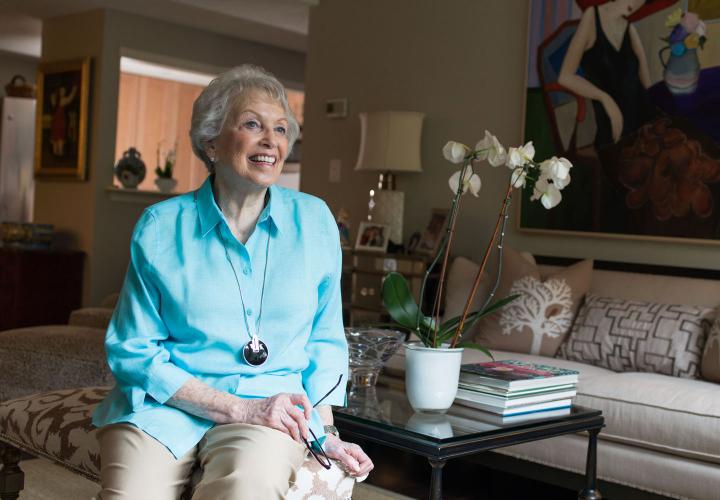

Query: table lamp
[[354, 111, 424, 246]]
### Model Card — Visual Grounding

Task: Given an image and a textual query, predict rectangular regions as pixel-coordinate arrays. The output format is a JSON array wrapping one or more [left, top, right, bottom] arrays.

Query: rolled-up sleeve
[[105, 209, 193, 409], [302, 206, 349, 406]]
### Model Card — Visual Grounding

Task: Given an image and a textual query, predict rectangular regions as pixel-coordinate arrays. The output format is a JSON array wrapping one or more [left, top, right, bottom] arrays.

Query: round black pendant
[[242, 340, 269, 366]]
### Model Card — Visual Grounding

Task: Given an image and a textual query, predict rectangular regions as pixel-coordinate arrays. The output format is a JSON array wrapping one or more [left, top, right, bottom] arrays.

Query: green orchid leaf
[[456, 341, 494, 360], [381, 272, 420, 329]]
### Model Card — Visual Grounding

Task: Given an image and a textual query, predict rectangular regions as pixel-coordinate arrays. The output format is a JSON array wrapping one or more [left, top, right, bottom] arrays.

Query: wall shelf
[[105, 186, 178, 204]]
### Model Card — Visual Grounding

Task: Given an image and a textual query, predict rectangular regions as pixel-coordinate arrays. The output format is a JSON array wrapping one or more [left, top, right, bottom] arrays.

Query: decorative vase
[[344, 327, 405, 387], [660, 47, 700, 95], [114, 148, 146, 189], [155, 177, 178, 193], [404, 342, 464, 413]]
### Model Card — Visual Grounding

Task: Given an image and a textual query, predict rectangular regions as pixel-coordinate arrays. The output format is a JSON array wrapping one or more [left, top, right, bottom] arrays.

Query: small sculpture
[[114, 148, 146, 189]]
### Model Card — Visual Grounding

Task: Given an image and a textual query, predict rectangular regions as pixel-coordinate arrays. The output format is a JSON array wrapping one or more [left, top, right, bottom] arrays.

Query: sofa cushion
[[68, 307, 114, 330], [0, 325, 114, 402], [0, 388, 360, 499], [558, 294, 712, 378], [701, 311, 720, 383], [575, 371, 720, 464], [473, 249, 593, 357]]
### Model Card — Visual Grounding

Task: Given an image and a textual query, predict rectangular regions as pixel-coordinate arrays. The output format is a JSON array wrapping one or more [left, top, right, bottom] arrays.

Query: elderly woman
[[93, 65, 373, 499]]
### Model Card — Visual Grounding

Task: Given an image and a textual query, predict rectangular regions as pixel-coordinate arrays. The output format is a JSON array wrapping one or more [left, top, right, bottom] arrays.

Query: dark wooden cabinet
[[0, 248, 85, 331]]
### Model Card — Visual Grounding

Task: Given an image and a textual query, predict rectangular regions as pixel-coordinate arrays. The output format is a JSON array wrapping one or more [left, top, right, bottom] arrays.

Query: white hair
[[189, 65, 300, 172]]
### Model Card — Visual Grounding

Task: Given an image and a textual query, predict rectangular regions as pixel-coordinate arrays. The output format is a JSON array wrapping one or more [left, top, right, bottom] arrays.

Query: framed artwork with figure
[[34, 57, 91, 180], [519, 0, 720, 243]]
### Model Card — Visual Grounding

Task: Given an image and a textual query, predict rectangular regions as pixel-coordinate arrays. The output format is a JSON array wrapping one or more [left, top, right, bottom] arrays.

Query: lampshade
[[355, 111, 424, 173]]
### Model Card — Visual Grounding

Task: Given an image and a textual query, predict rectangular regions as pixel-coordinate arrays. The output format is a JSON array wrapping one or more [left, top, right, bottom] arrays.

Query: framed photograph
[[415, 208, 449, 257], [519, 0, 720, 244], [355, 221, 391, 252], [34, 57, 91, 180]]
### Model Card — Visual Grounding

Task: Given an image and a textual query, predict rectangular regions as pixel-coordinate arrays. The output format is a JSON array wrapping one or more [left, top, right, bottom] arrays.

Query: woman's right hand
[[237, 393, 313, 444], [601, 94, 623, 143]]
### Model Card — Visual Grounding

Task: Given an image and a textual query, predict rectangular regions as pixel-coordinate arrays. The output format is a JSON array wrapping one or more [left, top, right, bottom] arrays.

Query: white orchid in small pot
[[382, 131, 572, 412]]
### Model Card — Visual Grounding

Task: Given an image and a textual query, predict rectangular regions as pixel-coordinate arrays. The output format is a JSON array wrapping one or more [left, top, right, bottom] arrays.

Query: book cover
[[460, 360, 579, 389], [454, 397, 573, 416], [455, 387, 577, 409], [457, 382, 577, 397]]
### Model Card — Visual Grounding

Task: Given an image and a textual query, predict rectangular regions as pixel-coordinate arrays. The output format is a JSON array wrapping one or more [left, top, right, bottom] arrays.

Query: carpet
[[17, 457, 415, 500]]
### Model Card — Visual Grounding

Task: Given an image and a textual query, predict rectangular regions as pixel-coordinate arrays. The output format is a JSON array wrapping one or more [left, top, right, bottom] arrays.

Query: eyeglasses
[[303, 374, 344, 470]]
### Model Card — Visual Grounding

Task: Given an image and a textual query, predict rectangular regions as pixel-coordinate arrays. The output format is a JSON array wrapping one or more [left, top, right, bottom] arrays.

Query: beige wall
[[0, 51, 38, 98], [36, 9, 305, 305], [301, 0, 720, 270]]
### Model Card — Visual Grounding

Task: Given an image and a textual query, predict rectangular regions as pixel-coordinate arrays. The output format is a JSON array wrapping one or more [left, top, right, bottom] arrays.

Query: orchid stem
[[450, 181, 514, 348]]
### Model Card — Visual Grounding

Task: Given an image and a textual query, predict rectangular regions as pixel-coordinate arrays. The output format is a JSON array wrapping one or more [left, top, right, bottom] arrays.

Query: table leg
[[578, 428, 602, 500], [428, 459, 445, 500]]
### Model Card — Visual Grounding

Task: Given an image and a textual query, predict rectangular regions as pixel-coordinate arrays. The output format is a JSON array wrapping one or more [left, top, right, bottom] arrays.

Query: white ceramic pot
[[404, 342, 464, 413], [155, 177, 177, 193]]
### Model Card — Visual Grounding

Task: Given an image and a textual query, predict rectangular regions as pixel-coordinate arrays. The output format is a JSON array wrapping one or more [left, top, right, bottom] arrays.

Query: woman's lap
[[97, 422, 308, 500]]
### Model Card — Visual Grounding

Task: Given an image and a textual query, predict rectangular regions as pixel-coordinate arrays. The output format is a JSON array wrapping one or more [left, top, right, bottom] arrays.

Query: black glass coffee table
[[334, 386, 604, 500]]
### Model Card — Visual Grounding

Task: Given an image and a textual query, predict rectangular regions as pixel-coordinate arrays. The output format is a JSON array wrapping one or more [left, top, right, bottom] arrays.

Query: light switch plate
[[325, 98, 348, 118], [329, 158, 342, 183]]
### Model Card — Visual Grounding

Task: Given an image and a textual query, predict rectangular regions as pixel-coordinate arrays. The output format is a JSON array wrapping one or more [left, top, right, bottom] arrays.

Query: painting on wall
[[520, 0, 720, 242], [34, 58, 91, 180]]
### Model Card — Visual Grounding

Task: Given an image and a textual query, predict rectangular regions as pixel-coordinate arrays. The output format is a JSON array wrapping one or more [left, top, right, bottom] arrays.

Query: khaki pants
[[97, 423, 308, 500]]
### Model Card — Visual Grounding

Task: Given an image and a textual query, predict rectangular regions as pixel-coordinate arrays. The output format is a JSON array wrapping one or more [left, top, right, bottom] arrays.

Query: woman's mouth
[[248, 154, 277, 167]]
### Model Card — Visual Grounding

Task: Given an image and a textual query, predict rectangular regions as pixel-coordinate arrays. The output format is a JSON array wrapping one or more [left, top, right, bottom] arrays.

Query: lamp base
[[372, 190, 404, 245]]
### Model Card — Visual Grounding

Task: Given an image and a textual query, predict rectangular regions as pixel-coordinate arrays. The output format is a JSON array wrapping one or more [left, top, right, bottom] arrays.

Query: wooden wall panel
[[115, 73, 206, 193]]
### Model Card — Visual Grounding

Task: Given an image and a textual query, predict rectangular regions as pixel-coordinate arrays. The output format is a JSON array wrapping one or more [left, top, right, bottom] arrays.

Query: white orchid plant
[[382, 131, 572, 351]]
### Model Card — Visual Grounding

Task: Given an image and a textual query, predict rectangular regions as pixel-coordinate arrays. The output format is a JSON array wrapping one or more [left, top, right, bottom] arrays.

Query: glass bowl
[[344, 327, 406, 387]]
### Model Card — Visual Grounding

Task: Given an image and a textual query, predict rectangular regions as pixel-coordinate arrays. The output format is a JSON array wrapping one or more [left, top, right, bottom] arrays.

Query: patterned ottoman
[[0, 387, 361, 499]]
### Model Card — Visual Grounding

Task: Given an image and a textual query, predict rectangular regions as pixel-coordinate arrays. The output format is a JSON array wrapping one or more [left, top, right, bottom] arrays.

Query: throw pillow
[[472, 248, 593, 357], [558, 294, 712, 378], [701, 311, 720, 383]]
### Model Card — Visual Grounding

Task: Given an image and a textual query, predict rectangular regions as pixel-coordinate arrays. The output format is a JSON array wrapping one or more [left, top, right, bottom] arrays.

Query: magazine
[[460, 360, 579, 390]]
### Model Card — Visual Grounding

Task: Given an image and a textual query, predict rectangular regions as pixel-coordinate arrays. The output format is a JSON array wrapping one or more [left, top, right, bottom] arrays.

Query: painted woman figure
[[49, 84, 77, 157], [559, 0, 720, 234]]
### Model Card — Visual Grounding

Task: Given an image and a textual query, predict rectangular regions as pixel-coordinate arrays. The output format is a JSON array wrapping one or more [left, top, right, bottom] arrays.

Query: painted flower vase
[[114, 148, 146, 189], [404, 342, 463, 413], [660, 47, 700, 95]]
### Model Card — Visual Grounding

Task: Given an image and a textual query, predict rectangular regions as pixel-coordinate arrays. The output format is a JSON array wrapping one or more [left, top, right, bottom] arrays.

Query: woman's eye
[[275, 126, 287, 135], [245, 120, 259, 129]]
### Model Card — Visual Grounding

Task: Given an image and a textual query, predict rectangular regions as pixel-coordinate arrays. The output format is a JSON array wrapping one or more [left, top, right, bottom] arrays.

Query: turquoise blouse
[[92, 176, 348, 458]]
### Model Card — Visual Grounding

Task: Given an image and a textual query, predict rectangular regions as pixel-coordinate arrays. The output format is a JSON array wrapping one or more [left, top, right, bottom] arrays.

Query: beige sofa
[[384, 262, 720, 500]]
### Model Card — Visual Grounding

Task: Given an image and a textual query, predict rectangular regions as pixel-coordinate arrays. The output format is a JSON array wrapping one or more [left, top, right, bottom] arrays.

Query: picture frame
[[414, 208, 449, 257], [34, 57, 91, 180], [355, 221, 391, 253]]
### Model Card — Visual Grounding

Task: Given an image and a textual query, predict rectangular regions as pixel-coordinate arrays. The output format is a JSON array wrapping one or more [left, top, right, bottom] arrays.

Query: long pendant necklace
[[223, 229, 271, 366]]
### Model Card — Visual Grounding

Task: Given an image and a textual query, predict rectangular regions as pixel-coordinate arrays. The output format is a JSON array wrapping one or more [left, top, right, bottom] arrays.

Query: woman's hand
[[323, 434, 374, 477], [238, 393, 313, 444], [601, 94, 624, 143]]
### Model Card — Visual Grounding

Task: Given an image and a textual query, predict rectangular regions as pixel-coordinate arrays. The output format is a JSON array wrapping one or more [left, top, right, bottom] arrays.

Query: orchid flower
[[442, 141, 470, 164], [510, 168, 527, 188], [506, 141, 535, 169], [531, 176, 562, 209], [474, 130, 507, 167], [539, 156, 572, 190], [449, 168, 481, 196]]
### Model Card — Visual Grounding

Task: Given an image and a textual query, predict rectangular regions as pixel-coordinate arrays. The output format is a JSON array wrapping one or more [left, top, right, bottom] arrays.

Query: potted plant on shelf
[[382, 131, 573, 412], [155, 141, 178, 193]]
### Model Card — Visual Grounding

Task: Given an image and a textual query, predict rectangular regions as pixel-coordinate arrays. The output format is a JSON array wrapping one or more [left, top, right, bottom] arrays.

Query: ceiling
[[0, 0, 314, 56]]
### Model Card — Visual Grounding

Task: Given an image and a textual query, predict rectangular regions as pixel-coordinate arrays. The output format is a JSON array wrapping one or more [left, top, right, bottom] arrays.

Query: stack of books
[[454, 360, 579, 422]]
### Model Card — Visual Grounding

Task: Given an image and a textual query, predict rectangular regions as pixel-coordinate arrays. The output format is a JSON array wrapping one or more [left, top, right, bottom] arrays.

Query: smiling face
[[207, 89, 289, 189]]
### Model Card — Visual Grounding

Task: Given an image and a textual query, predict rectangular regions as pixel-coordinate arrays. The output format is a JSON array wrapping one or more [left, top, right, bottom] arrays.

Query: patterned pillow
[[473, 249, 593, 357], [701, 311, 720, 383], [558, 294, 712, 378]]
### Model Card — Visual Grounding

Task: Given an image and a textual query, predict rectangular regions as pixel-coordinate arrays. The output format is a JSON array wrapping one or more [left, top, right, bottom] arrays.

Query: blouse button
[[243, 267, 250, 275]]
